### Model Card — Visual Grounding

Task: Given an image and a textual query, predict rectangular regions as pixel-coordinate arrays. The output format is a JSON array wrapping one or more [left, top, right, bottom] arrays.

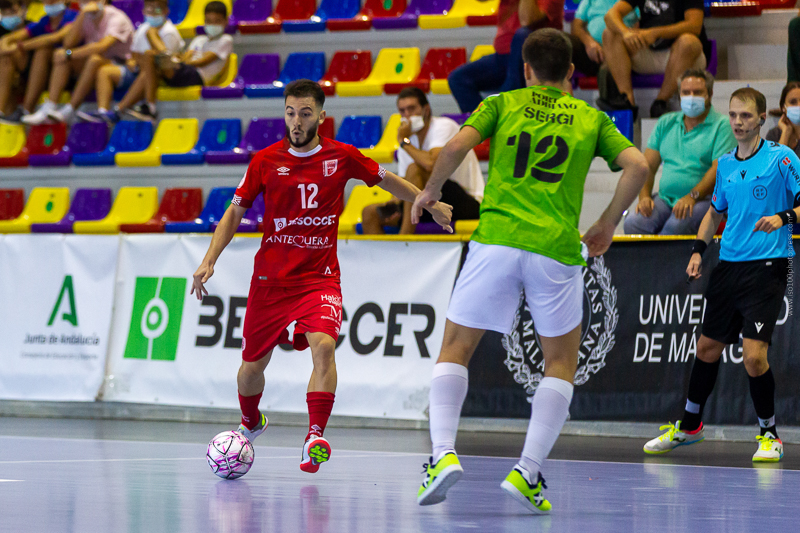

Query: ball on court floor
[[207, 431, 254, 479]]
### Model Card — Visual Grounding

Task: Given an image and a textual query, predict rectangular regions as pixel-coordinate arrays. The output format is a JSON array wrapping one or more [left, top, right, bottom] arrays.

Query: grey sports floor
[[1, 418, 797, 532]]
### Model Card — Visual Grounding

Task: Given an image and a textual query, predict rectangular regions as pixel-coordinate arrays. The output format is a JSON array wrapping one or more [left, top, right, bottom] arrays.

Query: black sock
[[748, 368, 778, 439], [681, 359, 721, 432]]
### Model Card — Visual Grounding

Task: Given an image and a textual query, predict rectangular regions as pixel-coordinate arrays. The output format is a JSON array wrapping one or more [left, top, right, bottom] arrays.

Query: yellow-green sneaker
[[643, 421, 704, 454], [501, 466, 551, 514], [417, 452, 463, 506], [753, 432, 783, 463]]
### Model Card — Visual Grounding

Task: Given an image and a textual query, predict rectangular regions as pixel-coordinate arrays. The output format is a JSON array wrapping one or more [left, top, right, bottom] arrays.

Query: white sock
[[519, 377, 574, 478], [59, 103, 74, 117], [97, 107, 108, 113], [429, 362, 468, 461], [147, 102, 157, 114], [40, 101, 57, 113]]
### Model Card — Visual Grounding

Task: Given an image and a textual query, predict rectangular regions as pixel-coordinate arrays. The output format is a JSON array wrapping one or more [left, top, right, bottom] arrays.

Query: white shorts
[[446, 242, 583, 337], [631, 47, 706, 75]]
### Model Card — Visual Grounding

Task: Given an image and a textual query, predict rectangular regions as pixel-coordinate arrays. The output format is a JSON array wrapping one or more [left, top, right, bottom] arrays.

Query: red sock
[[238, 392, 262, 430], [306, 392, 335, 441]]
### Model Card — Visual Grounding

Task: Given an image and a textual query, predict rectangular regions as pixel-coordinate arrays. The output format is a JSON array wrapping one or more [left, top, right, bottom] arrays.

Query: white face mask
[[409, 115, 425, 133], [787, 106, 800, 125], [204, 24, 224, 38]]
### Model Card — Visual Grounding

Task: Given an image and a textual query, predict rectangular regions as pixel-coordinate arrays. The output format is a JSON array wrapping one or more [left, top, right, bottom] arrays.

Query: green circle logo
[[46, 201, 53, 212], [44, 133, 53, 147], [395, 62, 403, 74]]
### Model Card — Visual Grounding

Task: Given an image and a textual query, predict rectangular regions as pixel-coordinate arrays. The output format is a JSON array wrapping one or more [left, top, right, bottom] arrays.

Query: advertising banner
[[0, 235, 119, 401], [464, 241, 800, 425], [102, 236, 462, 420]]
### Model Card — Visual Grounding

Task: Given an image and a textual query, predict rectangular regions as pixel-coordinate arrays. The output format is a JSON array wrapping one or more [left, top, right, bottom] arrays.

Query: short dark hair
[[0, 0, 23, 10], [730, 87, 766, 116], [397, 86, 429, 108], [144, 0, 169, 9], [204, 1, 227, 17], [284, 79, 325, 109], [779, 82, 800, 111], [522, 28, 572, 83], [678, 68, 714, 96]]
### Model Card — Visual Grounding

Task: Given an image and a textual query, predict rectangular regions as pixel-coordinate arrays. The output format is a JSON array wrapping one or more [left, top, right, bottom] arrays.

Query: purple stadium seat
[[231, 0, 272, 27], [206, 117, 284, 164], [442, 112, 470, 125], [28, 122, 109, 167], [211, 193, 265, 232], [30, 188, 112, 233], [372, 0, 452, 29], [237, 54, 281, 96], [116, 0, 144, 27]]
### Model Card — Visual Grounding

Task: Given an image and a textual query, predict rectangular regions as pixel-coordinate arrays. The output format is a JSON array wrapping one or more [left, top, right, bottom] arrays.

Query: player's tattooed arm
[[378, 171, 454, 233], [191, 204, 247, 300]]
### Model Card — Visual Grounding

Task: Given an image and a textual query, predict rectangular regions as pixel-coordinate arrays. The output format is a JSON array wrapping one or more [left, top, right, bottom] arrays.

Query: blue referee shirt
[[712, 140, 800, 261]]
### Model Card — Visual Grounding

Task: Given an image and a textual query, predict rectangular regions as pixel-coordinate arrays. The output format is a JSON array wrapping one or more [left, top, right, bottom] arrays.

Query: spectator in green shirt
[[569, 0, 638, 77]]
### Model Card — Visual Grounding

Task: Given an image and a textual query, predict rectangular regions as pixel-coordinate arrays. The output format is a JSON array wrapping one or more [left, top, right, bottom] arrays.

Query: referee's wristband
[[777, 209, 797, 226], [691, 239, 708, 257]]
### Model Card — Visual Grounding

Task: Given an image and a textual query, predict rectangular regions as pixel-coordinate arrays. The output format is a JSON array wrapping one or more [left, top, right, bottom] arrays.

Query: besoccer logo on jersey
[[123, 277, 187, 361], [274, 218, 287, 231], [502, 257, 617, 398], [323, 159, 337, 177]]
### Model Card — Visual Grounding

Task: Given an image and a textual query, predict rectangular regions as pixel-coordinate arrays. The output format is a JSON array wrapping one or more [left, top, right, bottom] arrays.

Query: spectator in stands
[[448, 0, 564, 113], [624, 69, 736, 235], [0, 0, 78, 123], [569, 0, 638, 77], [767, 82, 800, 157], [0, 0, 31, 118], [86, 0, 184, 123], [788, 15, 800, 82], [22, 0, 134, 125], [115, 1, 232, 121], [599, 0, 710, 118], [361, 87, 483, 235]]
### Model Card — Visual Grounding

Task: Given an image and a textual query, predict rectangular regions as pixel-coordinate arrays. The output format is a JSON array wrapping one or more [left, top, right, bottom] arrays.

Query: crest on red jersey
[[323, 159, 338, 177]]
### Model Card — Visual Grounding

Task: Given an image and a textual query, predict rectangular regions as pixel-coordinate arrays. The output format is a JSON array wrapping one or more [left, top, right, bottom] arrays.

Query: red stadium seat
[[709, 1, 762, 17], [474, 138, 490, 161], [326, 0, 407, 31], [27, 123, 68, 156], [319, 116, 335, 139], [385, 47, 466, 94], [319, 51, 372, 96], [239, 0, 316, 33], [0, 189, 24, 220], [120, 188, 203, 233]]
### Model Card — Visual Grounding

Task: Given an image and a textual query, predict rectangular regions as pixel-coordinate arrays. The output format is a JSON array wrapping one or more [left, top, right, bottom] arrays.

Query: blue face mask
[[145, 15, 165, 27], [681, 95, 707, 118], [204, 24, 224, 38], [787, 106, 800, 125], [44, 2, 66, 16], [0, 15, 21, 30]]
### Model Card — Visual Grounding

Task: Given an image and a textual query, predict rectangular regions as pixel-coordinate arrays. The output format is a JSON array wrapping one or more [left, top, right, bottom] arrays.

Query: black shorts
[[702, 258, 789, 344], [393, 179, 481, 225], [163, 64, 204, 87]]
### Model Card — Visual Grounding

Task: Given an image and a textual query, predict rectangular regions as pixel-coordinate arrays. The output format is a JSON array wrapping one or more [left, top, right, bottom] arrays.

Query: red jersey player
[[191, 80, 453, 474]]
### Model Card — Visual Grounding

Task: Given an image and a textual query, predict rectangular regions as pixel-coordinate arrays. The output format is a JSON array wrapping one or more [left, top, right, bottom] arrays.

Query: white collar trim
[[288, 143, 323, 158]]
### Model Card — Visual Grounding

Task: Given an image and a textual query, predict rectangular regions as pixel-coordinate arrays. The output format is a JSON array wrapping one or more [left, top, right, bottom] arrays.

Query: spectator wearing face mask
[[624, 69, 736, 235], [361, 87, 484, 235], [766, 82, 800, 157]]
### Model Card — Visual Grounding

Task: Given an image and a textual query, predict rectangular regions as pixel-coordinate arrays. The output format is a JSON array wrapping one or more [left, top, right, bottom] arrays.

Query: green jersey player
[[412, 28, 649, 514]]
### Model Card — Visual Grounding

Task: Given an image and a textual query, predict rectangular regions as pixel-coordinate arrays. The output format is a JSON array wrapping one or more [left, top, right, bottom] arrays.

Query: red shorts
[[241, 282, 343, 362]]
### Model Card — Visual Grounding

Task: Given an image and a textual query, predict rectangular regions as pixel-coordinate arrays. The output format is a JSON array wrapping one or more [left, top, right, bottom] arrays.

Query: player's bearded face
[[286, 121, 318, 148]]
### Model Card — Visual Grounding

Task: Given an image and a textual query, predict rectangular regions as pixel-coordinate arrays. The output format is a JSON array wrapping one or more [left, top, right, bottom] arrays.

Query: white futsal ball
[[207, 431, 255, 479]]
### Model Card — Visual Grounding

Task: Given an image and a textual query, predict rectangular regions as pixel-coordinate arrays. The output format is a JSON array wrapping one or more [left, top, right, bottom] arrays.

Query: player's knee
[[312, 339, 336, 369], [696, 336, 723, 363], [405, 163, 428, 186], [742, 352, 769, 376], [672, 33, 702, 57]]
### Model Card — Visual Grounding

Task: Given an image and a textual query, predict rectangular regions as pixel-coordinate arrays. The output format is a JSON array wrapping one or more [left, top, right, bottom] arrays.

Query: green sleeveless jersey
[[464, 85, 633, 266]]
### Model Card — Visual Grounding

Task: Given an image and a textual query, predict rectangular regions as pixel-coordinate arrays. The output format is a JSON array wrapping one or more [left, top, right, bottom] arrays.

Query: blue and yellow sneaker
[[501, 465, 551, 514], [753, 432, 783, 463], [236, 413, 268, 443], [643, 421, 704, 454], [417, 451, 463, 506]]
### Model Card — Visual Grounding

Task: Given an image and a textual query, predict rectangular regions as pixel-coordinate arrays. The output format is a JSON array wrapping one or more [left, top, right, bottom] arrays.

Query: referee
[[644, 87, 800, 462]]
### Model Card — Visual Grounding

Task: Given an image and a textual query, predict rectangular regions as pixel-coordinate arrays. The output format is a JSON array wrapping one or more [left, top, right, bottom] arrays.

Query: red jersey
[[493, 0, 564, 55], [233, 137, 385, 288]]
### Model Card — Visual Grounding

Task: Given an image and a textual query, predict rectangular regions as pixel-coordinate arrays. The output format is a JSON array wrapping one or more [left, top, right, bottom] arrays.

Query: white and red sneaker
[[300, 435, 332, 473]]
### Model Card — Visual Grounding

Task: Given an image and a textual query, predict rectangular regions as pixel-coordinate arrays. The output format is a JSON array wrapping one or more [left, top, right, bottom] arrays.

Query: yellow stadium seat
[[37, 91, 71, 105], [338, 185, 394, 235], [157, 53, 238, 101], [454, 219, 479, 236], [74, 187, 159, 234], [26, 1, 46, 22], [430, 79, 450, 94], [0, 187, 69, 233], [470, 45, 496, 62], [0, 124, 25, 158], [177, 0, 233, 38], [418, 0, 500, 29], [115, 119, 199, 167], [359, 114, 401, 164], [336, 48, 420, 97]]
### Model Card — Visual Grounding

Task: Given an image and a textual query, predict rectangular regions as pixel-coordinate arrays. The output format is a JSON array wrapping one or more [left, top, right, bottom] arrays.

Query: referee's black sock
[[748, 368, 779, 439], [681, 359, 721, 433]]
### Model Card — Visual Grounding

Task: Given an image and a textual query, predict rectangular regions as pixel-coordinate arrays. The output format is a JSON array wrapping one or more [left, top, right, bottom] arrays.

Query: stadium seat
[[466, 0, 499, 25], [282, 0, 360, 32], [454, 219, 478, 235], [238, 0, 315, 33], [0, 187, 70, 233], [418, 0, 497, 29], [319, 51, 372, 97], [116, 119, 199, 167], [336, 48, 420, 97], [0, 189, 24, 221], [26, 123, 68, 157], [158, 53, 238, 100], [709, 2, 762, 17], [117, 0, 144, 27], [326, 0, 407, 31], [168, 0, 189, 24], [469, 44, 495, 62], [564, 0, 579, 21], [231, 0, 272, 29], [73, 121, 152, 166], [319, 116, 335, 139], [359, 113, 401, 163], [372, 0, 452, 29], [26, 1, 46, 22], [200, 54, 242, 98], [120, 188, 204, 233], [244, 52, 325, 97], [74, 187, 159, 234], [336, 116, 382, 148], [162, 119, 241, 165], [0, 124, 27, 167], [442, 112, 469, 124], [165, 187, 235, 232], [30, 122, 107, 167], [385, 47, 466, 94], [605, 110, 634, 142], [206, 117, 284, 163], [30, 189, 113, 233], [339, 185, 394, 235], [236, 54, 281, 98], [212, 193, 265, 232], [177, 0, 232, 38]]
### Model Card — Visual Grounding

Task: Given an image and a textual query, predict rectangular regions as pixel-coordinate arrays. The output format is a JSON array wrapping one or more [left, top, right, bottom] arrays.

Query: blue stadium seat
[[335, 116, 382, 149], [162, 119, 241, 165], [605, 109, 634, 143], [72, 121, 153, 166], [165, 187, 236, 233], [168, 0, 189, 24], [244, 52, 326, 98], [282, 0, 361, 32]]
